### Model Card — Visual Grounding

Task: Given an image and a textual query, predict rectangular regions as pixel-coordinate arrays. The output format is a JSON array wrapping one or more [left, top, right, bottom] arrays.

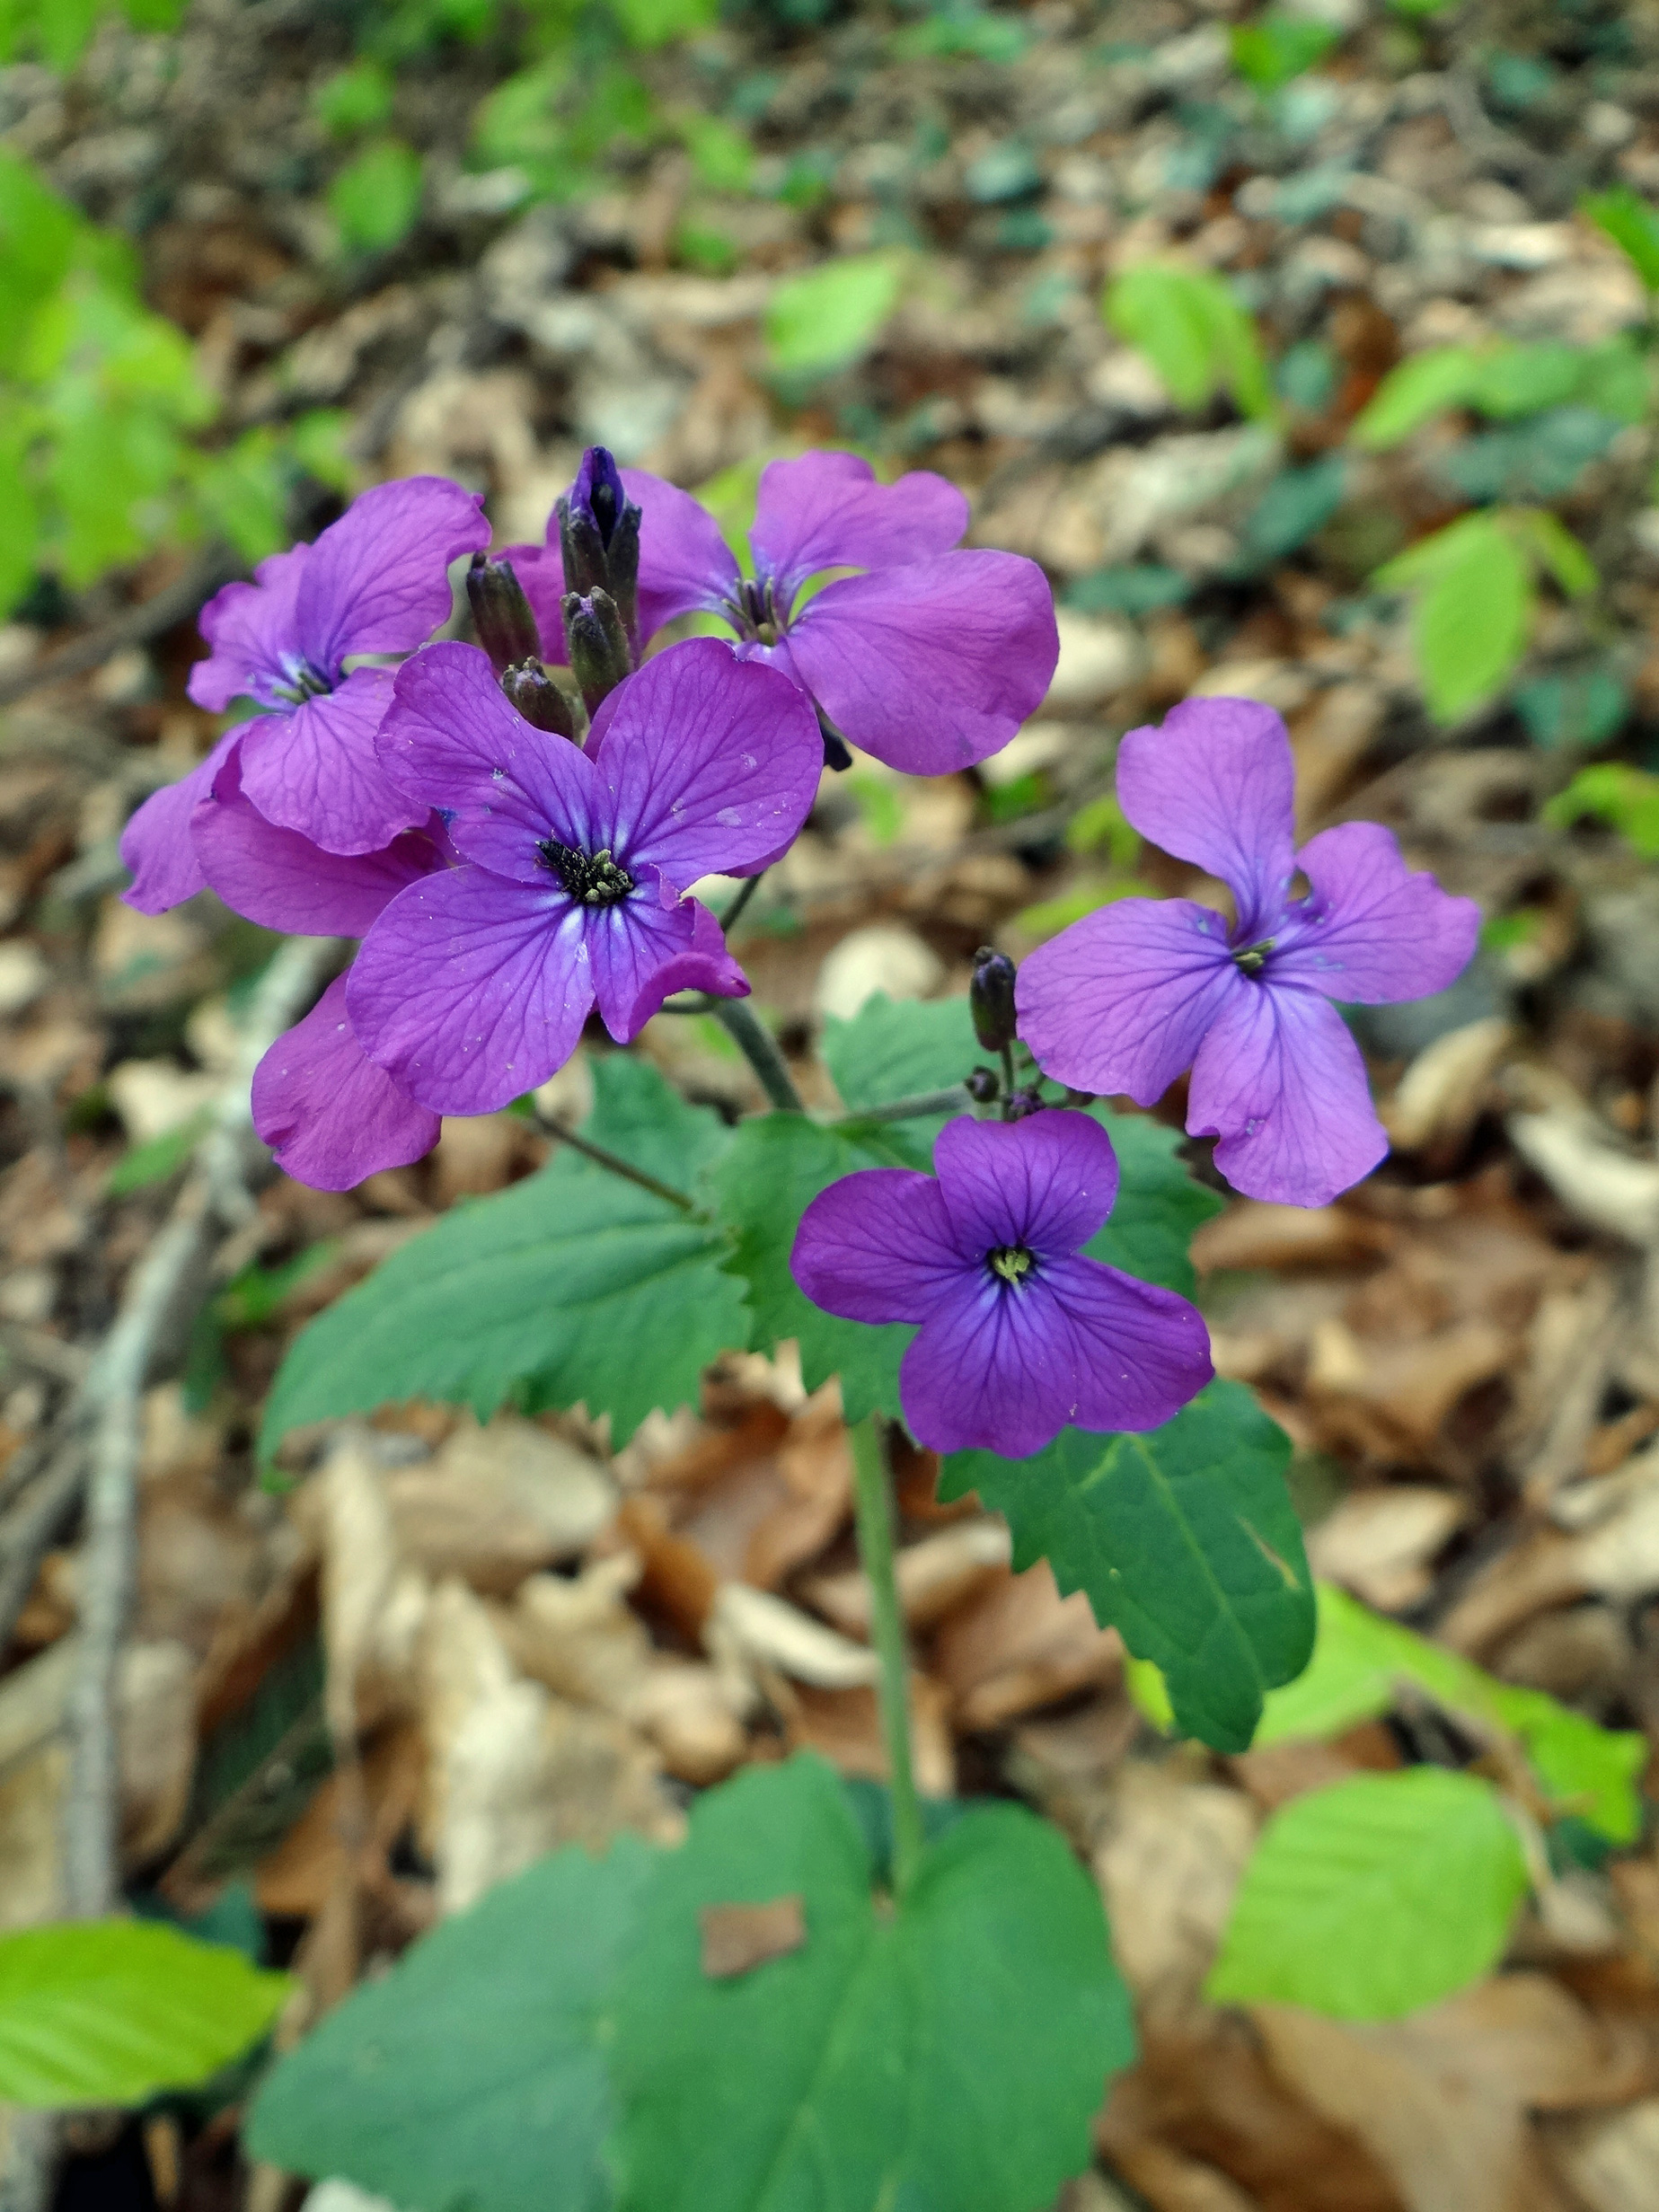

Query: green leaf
[[1230, 13, 1338, 93], [675, 112, 754, 193], [941, 1381, 1314, 1752], [613, 1756, 1134, 2212], [0, 1920, 289, 2110], [1512, 506, 1598, 598], [822, 991, 981, 1113], [765, 253, 902, 377], [1544, 762, 1659, 859], [1514, 666, 1628, 751], [1104, 260, 1274, 420], [611, 0, 718, 47], [1377, 514, 1531, 722], [1350, 346, 1483, 448], [259, 1057, 746, 1459], [1207, 1769, 1530, 2019], [1469, 342, 1586, 419], [0, 151, 81, 368], [313, 60, 396, 138], [329, 139, 424, 254], [108, 1106, 212, 1195], [249, 1837, 651, 2212], [1582, 184, 1659, 293], [1080, 1106, 1223, 1299]]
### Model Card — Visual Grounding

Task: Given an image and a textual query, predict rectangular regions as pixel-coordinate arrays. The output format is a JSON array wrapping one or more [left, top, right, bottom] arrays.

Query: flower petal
[[932, 1111, 1120, 1259], [790, 1168, 966, 1326], [1116, 697, 1296, 942], [1017, 896, 1240, 1105], [625, 901, 749, 1034], [193, 745, 444, 937], [296, 476, 489, 674], [580, 870, 698, 1043], [348, 866, 592, 1116], [620, 466, 739, 642], [236, 666, 423, 855], [1271, 822, 1482, 1004], [119, 725, 242, 913], [377, 641, 601, 881], [1188, 980, 1387, 1207], [588, 639, 822, 881], [251, 974, 440, 1192], [1037, 1256, 1213, 1433], [187, 546, 308, 712], [749, 453, 967, 603], [896, 1277, 1075, 1459], [784, 552, 1058, 775]]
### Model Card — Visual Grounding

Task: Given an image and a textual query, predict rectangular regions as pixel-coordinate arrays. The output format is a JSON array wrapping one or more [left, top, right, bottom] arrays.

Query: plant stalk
[[848, 1414, 924, 1899], [534, 1115, 695, 1212], [710, 998, 804, 1111], [831, 1086, 973, 1130]]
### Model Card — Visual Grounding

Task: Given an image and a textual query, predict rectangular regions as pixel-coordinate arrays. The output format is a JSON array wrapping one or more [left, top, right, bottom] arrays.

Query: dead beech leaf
[[1384, 1018, 1516, 1154], [1192, 1202, 1391, 1275], [700, 1894, 807, 1979], [1307, 1485, 1468, 1610]]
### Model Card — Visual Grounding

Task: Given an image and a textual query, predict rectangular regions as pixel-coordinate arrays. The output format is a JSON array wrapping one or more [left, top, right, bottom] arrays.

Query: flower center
[[538, 840, 636, 906], [987, 1244, 1035, 1288], [1232, 939, 1275, 976], [269, 656, 332, 707], [728, 575, 784, 648]]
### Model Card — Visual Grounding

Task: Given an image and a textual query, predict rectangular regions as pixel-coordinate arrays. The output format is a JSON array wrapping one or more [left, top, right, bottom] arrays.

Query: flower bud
[[1004, 1089, 1045, 1122], [561, 587, 632, 713], [466, 554, 543, 675], [970, 947, 1018, 1053], [556, 446, 641, 645], [501, 658, 578, 740], [966, 1066, 999, 1104]]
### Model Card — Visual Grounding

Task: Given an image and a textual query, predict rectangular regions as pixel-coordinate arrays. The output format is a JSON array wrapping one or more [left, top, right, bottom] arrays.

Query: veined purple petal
[[296, 476, 489, 674], [348, 865, 592, 1116], [119, 725, 242, 913], [580, 868, 699, 1042], [1272, 822, 1481, 1004], [187, 546, 308, 712], [790, 1168, 966, 1325], [749, 453, 968, 604], [497, 542, 567, 666], [784, 552, 1058, 775], [932, 1111, 1120, 1259], [587, 640, 821, 881], [237, 666, 423, 856], [1028, 1256, 1213, 1434], [1017, 897, 1240, 1105], [625, 901, 748, 1033], [251, 974, 440, 1192], [620, 467, 740, 643], [896, 1276, 1078, 1459], [192, 746, 445, 938], [1188, 981, 1387, 1207], [378, 642, 600, 881], [1116, 698, 1296, 943]]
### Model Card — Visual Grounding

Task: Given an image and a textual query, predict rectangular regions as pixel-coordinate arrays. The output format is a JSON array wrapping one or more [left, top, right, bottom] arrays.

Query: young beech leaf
[[1351, 347, 1484, 449], [765, 253, 901, 376], [941, 1381, 1314, 1753], [1207, 1768, 1530, 2019], [612, 1755, 1134, 2212], [1582, 184, 1659, 294], [248, 1837, 652, 2212], [259, 1058, 746, 1459], [0, 1921, 288, 2110], [1105, 260, 1273, 420], [1376, 514, 1531, 723]]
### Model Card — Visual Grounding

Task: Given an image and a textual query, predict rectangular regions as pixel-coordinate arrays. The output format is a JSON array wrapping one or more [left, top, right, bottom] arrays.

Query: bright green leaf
[[1350, 347, 1483, 448], [941, 1382, 1314, 1752], [1208, 1769, 1530, 2019], [329, 139, 424, 255], [822, 991, 981, 1114], [1470, 343, 1585, 419], [613, 1757, 1134, 2212], [765, 254, 902, 377], [0, 1920, 288, 2110], [1230, 13, 1338, 93], [313, 60, 395, 137], [1104, 260, 1274, 421], [1512, 506, 1598, 598], [1377, 515, 1531, 722], [108, 1106, 212, 1196], [675, 112, 754, 194], [611, 0, 718, 47], [1582, 184, 1659, 293], [1544, 762, 1659, 859]]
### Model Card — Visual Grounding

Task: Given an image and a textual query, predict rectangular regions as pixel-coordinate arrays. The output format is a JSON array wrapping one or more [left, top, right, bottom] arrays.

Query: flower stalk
[[847, 1414, 924, 1899]]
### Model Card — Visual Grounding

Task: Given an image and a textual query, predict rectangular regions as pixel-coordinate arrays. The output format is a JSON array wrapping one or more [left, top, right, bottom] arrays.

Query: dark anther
[[987, 1244, 1035, 1287], [1232, 939, 1275, 976], [538, 841, 636, 906]]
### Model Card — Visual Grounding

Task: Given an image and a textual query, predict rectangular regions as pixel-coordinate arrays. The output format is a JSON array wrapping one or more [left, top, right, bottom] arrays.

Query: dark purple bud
[[966, 1066, 1000, 1104], [571, 446, 627, 547], [561, 587, 632, 713], [501, 658, 579, 740], [970, 947, 1018, 1053], [556, 447, 641, 644], [1004, 1089, 1046, 1122], [466, 554, 543, 675]]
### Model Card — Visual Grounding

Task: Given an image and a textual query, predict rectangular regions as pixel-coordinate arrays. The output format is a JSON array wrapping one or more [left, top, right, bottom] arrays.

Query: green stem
[[999, 1042, 1016, 1120], [535, 1115, 695, 1212], [710, 999, 804, 1111], [719, 871, 765, 937], [848, 1414, 923, 1899], [831, 1086, 973, 1131]]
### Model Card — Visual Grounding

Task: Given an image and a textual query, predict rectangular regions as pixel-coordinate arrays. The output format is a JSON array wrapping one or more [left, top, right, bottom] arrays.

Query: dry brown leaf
[[699, 1894, 807, 1979], [784, 1676, 955, 1798], [933, 1562, 1121, 1730], [1306, 1485, 1468, 1610], [802, 1519, 1011, 1636], [1547, 2097, 1659, 2212], [384, 1414, 614, 1593], [1192, 1201, 1391, 1276], [1092, 1762, 1256, 2021]]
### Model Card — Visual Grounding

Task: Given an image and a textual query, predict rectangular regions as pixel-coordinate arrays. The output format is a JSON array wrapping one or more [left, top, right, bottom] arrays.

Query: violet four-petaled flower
[[121, 476, 489, 911], [1016, 698, 1482, 1208], [504, 450, 1059, 777], [790, 1110, 1213, 1459], [346, 637, 822, 1116]]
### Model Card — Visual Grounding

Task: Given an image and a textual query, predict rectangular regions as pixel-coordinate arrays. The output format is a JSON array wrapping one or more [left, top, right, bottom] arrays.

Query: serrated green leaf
[[1350, 347, 1484, 448], [259, 1057, 746, 1458], [765, 253, 902, 377], [613, 1756, 1134, 2212], [330, 138, 424, 254], [822, 991, 981, 1113], [249, 1837, 651, 2212], [0, 1921, 289, 2110], [1104, 260, 1273, 421], [1207, 1769, 1530, 2019], [1381, 515, 1531, 722], [941, 1381, 1314, 1752], [1583, 184, 1659, 293]]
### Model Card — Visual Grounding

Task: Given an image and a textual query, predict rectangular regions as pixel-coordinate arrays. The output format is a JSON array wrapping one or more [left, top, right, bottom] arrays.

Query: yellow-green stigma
[[1232, 939, 1274, 976], [988, 1244, 1034, 1288]]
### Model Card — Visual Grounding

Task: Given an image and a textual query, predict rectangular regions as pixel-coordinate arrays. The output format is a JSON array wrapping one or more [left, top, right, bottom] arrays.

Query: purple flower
[[790, 1110, 1213, 1459], [191, 747, 447, 1190], [503, 450, 1058, 777], [1016, 698, 1482, 1209], [346, 637, 821, 1116], [121, 477, 489, 911]]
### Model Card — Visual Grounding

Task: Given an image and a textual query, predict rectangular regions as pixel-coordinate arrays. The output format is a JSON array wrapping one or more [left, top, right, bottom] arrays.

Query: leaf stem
[[710, 999, 805, 1111], [534, 1115, 696, 1212], [848, 1414, 924, 1899], [831, 1086, 972, 1131], [719, 871, 765, 937]]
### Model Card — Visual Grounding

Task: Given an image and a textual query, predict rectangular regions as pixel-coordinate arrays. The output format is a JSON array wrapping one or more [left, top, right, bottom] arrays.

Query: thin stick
[[0, 546, 239, 710], [847, 1415, 924, 1898], [710, 999, 804, 1111], [0, 1436, 94, 1654], [533, 1115, 695, 1212], [832, 1086, 972, 1131]]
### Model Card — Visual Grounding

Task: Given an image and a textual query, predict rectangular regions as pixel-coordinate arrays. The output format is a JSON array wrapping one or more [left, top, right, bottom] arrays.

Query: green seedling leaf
[[1079, 1105, 1224, 1298], [1230, 12, 1338, 93], [1544, 763, 1659, 860], [942, 1382, 1314, 1752], [765, 253, 902, 377], [1208, 1768, 1530, 2019], [1351, 346, 1483, 448], [675, 112, 754, 194], [1375, 514, 1531, 722], [260, 1057, 746, 1459], [1582, 184, 1659, 293], [0, 1920, 288, 2110], [329, 138, 424, 255], [1104, 260, 1274, 421], [1512, 507, 1598, 598], [612, 0, 719, 48], [313, 60, 395, 137], [250, 1837, 651, 2212], [108, 1106, 212, 1195], [613, 1757, 1134, 2212]]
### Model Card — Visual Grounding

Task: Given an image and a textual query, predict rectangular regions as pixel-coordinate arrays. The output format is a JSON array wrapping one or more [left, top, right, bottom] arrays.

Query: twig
[[0, 1438, 91, 1653], [0, 547, 240, 711]]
